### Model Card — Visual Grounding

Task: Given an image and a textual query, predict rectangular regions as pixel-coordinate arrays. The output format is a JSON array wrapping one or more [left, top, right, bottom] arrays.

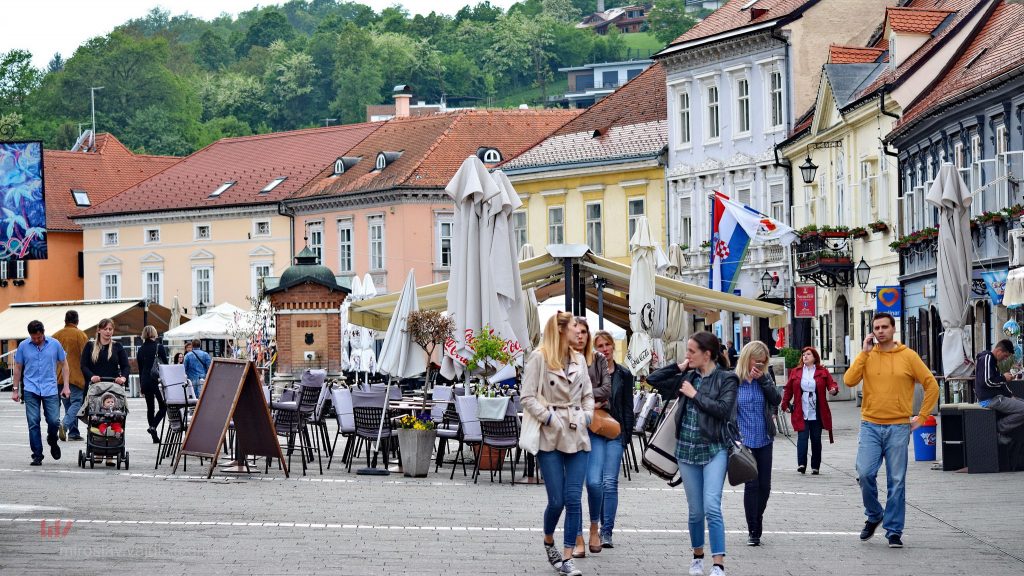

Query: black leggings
[[743, 444, 774, 538], [143, 390, 167, 430], [797, 419, 823, 470]]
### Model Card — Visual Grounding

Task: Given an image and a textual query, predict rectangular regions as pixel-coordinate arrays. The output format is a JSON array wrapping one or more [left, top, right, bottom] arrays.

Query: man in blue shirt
[[12, 320, 71, 466], [183, 339, 212, 397]]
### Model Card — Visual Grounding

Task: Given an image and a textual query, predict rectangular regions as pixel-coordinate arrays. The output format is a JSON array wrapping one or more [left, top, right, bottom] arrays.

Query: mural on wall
[[0, 141, 47, 260]]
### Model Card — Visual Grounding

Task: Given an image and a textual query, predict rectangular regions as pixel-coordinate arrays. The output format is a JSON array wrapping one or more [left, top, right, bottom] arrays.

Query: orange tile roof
[[887, 7, 955, 34], [292, 109, 579, 198], [896, 0, 1024, 133], [553, 63, 665, 137], [77, 122, 383, 219], [44, 133, 180, 231], [829, 45, 887, 64], [666, 0, 813, 47]]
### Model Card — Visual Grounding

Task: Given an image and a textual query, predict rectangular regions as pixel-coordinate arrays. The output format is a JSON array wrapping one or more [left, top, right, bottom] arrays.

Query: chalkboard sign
[[173, 359, 287, 478]]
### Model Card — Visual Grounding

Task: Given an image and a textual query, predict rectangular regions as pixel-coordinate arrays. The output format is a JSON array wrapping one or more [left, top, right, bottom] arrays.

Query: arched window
[[376, 152, 387, 170], [482, 148, 502, 163]]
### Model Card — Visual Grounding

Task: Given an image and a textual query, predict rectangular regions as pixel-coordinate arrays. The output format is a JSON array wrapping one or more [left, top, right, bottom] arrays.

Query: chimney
[[392, 84, 413, 118], [597, 0, 605, 13]]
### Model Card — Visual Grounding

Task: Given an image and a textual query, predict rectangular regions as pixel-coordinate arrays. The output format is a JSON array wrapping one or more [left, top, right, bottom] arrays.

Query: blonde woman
[[571, 317, 610, 557], [521, 311, 595, 576], [80, 318, 130, 466], [734, 341, 781, 546]]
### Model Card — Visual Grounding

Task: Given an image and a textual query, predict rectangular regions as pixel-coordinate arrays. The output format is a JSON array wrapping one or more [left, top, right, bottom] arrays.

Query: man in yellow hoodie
[[844, 312, 938, 549]]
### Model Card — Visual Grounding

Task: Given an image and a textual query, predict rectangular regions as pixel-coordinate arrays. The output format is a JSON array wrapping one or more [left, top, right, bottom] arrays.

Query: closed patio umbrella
[[377, 269, 427, 380], [360, 273, 379, 375], [662, 243, 689, 364], [926, 162, 974, 378], [169, 295, 182, 331], [625, 216, 657, 378], [519, 243, 541, 352]]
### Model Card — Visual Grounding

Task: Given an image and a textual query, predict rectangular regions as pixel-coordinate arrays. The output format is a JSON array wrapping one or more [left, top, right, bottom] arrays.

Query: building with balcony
[[559, 59, 653, 108], [887, 0, 1024, 370], [577, 4, 651, 35], [655, 0, 892, 349]]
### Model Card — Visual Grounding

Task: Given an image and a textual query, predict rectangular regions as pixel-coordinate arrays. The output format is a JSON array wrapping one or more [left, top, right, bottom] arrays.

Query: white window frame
[[996, 124, 1008, 155], [954, 142, 965, 169], [260, 177, 287, 193], [143, 269, 163, 305], [512, 210, 528, 254], [253, 220, 271, 237], [436, 213, 454, 269], [548, 205, 565, 245], [678, 90, 691, 147], [628, 197, 646, 240], [194, 224, 211, 241], [734, 185, 752, 207], [768, 68, 784, 131], [735, 77, 751, 136], [71, 190, 90, 207], [103, 230, 119, 247], [251, 263, 272, 298], [585, 201, 603, 255], [706, 84, 720, 142], [192, 266, 213, 309], [102, 272, 120, 300], [209, 181, 235, 198], [337, 218, 354, 274], [307, 221, 324, 265], [144, 227, 160, 244], [368, 215, 385, 271], [482, 149, 502, 163], [375, 153, 387, 171]]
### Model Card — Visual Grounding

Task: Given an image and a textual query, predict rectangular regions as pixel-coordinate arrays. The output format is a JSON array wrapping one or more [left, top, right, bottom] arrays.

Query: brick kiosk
[[263, 246, 350, 380]]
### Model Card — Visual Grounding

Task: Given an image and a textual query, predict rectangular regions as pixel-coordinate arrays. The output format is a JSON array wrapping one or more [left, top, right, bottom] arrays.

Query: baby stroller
[[76, 380, 130, 469]]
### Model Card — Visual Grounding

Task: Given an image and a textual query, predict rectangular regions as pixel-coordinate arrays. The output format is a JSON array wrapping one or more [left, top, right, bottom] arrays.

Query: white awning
[[1004, 267, 1024, 308], [349, 252, 787, 332], [0, 300, 178, 341]]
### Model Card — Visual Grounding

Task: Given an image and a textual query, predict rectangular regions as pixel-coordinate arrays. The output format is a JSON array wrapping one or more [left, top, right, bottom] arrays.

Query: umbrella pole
[[357, 376, 393, 476]]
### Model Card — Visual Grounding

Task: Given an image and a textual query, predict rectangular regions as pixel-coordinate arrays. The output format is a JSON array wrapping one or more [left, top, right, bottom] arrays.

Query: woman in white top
[[782, 346, 838, 474]]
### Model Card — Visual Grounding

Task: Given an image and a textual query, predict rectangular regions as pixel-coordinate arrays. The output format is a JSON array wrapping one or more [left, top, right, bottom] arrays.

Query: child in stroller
[[77, 381, 130, 469]]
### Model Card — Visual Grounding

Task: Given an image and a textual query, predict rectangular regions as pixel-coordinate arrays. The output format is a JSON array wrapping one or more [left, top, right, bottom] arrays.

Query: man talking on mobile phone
[[844, 312, 938, 550]]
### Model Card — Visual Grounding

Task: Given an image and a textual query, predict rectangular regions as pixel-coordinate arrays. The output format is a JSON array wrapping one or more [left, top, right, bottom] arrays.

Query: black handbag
[[724, 422, 758, 486]]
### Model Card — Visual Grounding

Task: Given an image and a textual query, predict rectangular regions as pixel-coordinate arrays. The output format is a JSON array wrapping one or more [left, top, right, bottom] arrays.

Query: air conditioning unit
[[303, 351, 316, 361], [1009, 229, 1024, 267]]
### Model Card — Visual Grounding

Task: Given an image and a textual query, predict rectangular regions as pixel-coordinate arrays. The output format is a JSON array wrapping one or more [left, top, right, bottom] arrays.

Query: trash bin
[[913, 415, 937, 461]]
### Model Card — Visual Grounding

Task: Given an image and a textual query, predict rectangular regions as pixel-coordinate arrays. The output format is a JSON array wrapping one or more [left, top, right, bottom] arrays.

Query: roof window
[[261, 177, 287, 193], [71, 189, 91, 207], [210, 181, 236, 198], [374, 151, 402, 171], [334, 156, 361, 176], [476, 147, 503, 164]]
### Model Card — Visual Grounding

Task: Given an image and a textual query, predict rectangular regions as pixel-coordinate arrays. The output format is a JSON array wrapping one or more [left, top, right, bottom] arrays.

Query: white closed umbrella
[[519, 243, 541, 352], [488, 170, 529, 355], [926, 162, 975, 378], [169, 295, 182, 330], [625, 216, 657, 377], [377, 270, 427, 379], [360, 273, 378, 374], [663, 243, 689, 364]]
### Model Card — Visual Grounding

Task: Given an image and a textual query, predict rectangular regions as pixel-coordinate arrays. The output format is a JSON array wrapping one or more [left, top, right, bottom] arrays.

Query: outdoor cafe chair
[[348, 389, 400, 473], [327, 387, 356, 469], [474, 396, 521, 485], [311, 378, 335, 460], [269, 370, 328, 476], [155, 364, 196, 470], [773, 384, 791, 437], [627, 392, 661, 473], [449, 395, 483, 480], [435, 397, 461, 473]]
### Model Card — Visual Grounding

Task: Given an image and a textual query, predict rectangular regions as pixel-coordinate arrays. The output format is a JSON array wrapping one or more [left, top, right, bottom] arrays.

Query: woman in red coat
[[782, 347, 838, 474]]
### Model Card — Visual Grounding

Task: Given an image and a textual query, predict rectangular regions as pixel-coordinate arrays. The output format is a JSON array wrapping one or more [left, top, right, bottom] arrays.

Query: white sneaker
[[710, 566, 725, 576], [688, 558, 704, 576]]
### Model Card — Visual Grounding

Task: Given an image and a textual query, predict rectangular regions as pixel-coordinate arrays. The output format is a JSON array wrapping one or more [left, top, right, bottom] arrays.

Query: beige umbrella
[[519, 243, 541, 352], [625, 216, 656, 378], [662, 243, 689, 364], [169, 295, 181, 330]]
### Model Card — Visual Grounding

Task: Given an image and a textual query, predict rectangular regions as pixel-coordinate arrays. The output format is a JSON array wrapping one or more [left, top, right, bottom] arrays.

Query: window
[[375, 153, 387, 171], [252, 264, 272, 297], [334, 158, 345, 175], [769, 69, 784, 129], [585, 202, 603, 255], [954, 142, 965, 169], [680, 193, 692, 247], [996, 124, 1008, 155], [209, 181, 235, 198], [193, 267, 212, 309], [626, 68, 642, 80], [71, 189, 90, 207], [102, 273, 120, 300], [144, 270, 162, 305], [512, 210, 527, 253], [736, 78, 750, 134], [836, 152, 847, 225], [260, 177, 287, 193], [144, 228, 160, 244], [437, 215, 453, 268], [601, 70, 617, 88], [194, 225, 211, 240], [548, 206, 564, 245], [482, 148, 502, 163], [678, 92, 691, 146], [337, 219, 353, 274], [15, 260, 25, 279], [308, 222, 323, 264], [735, 186, 751, 207], [971, 134, 981, 164], [706, 85, 720, 140], [628, 197, 645, 239], [254, 220, 271, 237], [369, 215, 385, 270], [103, 230, 119, 246]]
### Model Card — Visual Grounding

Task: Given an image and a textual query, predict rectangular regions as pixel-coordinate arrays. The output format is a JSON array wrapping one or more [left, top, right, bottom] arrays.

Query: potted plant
[[797, 224, 819, 240], [819, 225, 850, 238], [779, 347, 801, 378], [405, 310, 455, 409], [466, 327, 513, 471], [1003, 204, 1024, 220], [680, 244, 690, 251], [979, 211, 1006, 226], [395, 413, 436, 478], [849, 226, 869, 239], [869, 220, 889, 233], [699, 240, 711, 249]]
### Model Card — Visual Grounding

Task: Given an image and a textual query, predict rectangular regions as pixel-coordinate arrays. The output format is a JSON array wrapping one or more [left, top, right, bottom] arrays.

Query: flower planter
[[820, 231, 848, 238], [397, 428, 437, 478], [472, 444, 504, 471]]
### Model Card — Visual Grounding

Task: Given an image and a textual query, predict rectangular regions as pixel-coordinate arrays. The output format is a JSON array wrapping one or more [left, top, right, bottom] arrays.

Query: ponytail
[[690, 331, 729, 369]]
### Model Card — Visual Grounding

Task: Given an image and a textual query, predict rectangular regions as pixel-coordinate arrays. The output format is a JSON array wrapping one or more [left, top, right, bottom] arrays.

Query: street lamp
[[855, 258, 877, 297], [760, 271, 774, 299], [195, 301, 207, 316], [799, 155, 818, 184]]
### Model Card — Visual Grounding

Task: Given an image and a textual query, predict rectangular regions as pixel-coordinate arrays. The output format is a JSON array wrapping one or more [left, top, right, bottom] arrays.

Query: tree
[[195, 30, 232, 71], [0, 49, 42, 111], [263, 41, 318, 130], [53, 122, 80, 150], [121, 105, 196, 156], [196, 115, 253, 148], [542, 0, 581, 23], [330, 23, 384, 124], [47, 53, 65, 74], [648, 0, 698, 45], [237, 9, 296, 57]]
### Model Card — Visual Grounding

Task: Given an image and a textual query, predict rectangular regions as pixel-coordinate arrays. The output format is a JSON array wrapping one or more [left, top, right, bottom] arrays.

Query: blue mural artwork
[[0, 141, 47, 260]]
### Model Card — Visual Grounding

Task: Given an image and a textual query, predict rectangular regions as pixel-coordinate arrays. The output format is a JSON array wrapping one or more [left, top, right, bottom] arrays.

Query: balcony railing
[[795, 234, 854, 287]]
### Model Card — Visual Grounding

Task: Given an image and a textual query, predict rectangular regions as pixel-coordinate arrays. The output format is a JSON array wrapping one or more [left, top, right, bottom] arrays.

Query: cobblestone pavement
[[1, 397, 1022, 575]]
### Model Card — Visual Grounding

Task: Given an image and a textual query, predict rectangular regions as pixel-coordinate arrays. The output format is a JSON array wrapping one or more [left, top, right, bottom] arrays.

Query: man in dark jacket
[[975, 339, 1024, 444]]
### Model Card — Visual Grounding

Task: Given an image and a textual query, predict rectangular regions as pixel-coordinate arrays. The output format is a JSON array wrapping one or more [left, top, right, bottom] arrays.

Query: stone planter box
[[397, 428, 437, 478]]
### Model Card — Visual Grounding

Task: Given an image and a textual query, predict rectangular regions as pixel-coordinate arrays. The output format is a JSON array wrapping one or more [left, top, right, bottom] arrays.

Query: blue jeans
[[25, 391, 60, 461], [678, 449, 728, 556], [60, 386, 85, 437], [537, 449, 589, 549], [856, 422, 910, 537], [584, 432, 626, 535]]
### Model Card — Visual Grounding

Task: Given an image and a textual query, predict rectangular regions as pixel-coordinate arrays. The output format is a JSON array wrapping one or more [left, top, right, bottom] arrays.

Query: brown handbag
[[588, 407, 621, 439]]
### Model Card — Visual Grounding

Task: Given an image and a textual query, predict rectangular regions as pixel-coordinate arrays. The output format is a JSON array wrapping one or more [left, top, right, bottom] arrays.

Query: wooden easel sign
[[173, 359, 288, 478]]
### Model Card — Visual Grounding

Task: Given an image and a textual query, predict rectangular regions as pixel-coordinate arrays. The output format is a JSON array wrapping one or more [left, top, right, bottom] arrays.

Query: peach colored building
[[285, 109, 580, 295]]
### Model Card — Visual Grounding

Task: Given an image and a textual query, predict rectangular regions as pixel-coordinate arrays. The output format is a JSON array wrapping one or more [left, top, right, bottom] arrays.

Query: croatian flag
[[709, 192, 796, 293]]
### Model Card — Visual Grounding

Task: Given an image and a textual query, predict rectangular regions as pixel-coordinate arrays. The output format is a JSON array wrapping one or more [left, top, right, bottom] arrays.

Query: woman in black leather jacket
[[647, 332, 737, 576]]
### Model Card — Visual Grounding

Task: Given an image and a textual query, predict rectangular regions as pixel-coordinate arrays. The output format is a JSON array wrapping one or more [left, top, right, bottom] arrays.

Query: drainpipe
[[877, 90, 905, 335], [277, 202, 296, 263], [879, 90, 901, 121]]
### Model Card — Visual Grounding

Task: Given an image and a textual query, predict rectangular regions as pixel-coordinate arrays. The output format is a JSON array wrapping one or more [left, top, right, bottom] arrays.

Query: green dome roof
[[271, 246, 345, 293]]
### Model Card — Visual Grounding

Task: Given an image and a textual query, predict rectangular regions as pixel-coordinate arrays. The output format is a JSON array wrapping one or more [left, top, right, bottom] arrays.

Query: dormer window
[[479, 148, 502, 164], [210, 181, 236, 198], [376, 152, 387, 170], [71, 189, 90, 207], [334, 156, 360, 176], [261, 177, 287, 193], [335, 158, 345, 175]]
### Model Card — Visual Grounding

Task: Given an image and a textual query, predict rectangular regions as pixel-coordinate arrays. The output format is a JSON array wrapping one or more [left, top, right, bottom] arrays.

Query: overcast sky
[[1, 0, 520, 69]]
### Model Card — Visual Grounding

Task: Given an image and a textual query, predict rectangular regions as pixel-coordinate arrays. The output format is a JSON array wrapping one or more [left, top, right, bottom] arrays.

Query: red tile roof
[[829, 45, 887, 64], [666, 0, 814, 47], [886, 7, 955, 34], [44, 133, 180, 231], [895, 0, 1024, 133], [292, 109, 579, 198], [77, 122, 382, 218], [502, 64, 667, 171]]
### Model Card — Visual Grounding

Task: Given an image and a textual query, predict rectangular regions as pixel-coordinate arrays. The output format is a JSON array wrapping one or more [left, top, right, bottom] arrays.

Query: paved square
[[1, 397, 1022, 575]]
